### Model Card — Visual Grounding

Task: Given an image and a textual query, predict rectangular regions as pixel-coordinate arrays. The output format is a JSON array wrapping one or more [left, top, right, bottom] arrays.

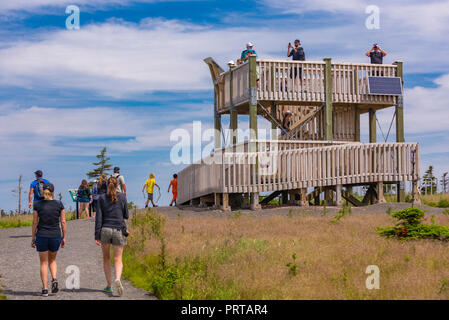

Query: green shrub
[[377, 207, 449, 241]]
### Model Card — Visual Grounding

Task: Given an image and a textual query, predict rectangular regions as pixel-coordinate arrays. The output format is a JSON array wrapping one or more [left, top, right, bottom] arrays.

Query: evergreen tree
[[421, 165, 437, 195], [87, 147, 112, 180]]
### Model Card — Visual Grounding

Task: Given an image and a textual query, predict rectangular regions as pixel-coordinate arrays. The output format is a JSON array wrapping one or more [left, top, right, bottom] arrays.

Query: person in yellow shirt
[[142, 173, 160, 208]]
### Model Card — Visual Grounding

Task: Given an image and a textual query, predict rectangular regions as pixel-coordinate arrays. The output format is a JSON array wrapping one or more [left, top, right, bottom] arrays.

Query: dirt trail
[[0, 217, 156, 300]]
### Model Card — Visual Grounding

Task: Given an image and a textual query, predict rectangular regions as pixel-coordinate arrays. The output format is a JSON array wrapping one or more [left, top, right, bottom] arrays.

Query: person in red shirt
[[168, 174, 178, 207]]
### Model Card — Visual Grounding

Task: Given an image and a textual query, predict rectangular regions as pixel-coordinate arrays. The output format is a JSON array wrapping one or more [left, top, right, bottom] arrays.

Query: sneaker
[[42, 289, 49, 297], [153, 205, 158, 208], [115, 279, 124, 296], [145, 204, 148, 208], [51, 278, 59, 294], [103, 286, 113, 293]]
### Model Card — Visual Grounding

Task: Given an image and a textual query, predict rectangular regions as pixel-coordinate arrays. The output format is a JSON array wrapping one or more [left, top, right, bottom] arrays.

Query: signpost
[[68, 189, 81, 219]]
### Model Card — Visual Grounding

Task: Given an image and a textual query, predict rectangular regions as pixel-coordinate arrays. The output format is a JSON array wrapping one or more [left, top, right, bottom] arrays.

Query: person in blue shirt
[[238, 42, 258, 65], [28, 170, 50, 210]]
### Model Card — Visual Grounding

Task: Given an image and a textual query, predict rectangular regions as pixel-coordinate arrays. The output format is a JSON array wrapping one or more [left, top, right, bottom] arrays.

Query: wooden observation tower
[[178, 55, 420, 210]]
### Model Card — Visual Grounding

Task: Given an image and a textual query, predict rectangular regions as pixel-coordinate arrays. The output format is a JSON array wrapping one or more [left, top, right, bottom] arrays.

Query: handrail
[[213, 58, 398, 112]]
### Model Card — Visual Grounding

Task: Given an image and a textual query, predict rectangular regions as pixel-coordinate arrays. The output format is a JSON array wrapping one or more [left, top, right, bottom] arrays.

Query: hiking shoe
[[103, 286, 113, 293], [115, 279, 124, 296], [42, 289, 49, 297], [51, 279, 59, 294]]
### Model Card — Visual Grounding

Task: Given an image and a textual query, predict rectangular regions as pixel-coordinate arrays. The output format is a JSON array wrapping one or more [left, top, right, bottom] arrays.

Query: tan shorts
[[100, 227, 126, 246]]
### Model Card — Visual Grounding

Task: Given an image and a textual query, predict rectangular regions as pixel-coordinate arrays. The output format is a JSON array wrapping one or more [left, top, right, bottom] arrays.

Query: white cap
[[286, 110, 292, 114], [227, 60, 235, 65], [246, 42, 254, 47]]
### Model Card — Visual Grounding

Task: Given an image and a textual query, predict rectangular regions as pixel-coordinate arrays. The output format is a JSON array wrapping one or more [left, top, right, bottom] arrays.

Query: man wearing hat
[[238, 42, 258, 65], [111, 167, 127, 197], [28, 170, 50, 210]]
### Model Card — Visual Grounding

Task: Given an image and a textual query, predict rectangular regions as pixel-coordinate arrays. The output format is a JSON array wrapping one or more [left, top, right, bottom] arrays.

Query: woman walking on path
[[77, 179, 92, 218], [95, 176, 129, 296], [98, 173, 108, 195], [31, 183, 66, 297]]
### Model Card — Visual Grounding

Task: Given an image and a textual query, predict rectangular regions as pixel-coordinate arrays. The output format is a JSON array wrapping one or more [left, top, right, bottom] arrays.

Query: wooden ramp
[[177, 140, 420, 209]]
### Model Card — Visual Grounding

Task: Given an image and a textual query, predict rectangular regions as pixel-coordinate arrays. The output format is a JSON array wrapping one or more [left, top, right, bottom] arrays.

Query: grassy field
[[0, 211, 78, 229], [123, 208, 449, 300]]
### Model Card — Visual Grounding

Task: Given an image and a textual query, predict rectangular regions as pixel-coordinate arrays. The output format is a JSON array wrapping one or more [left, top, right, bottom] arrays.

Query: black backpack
[[34, 179, 46, 200]]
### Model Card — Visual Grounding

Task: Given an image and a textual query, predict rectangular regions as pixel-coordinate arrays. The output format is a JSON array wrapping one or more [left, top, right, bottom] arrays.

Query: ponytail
[[43, 189, 53, 200], [107, 177, 118, 203]]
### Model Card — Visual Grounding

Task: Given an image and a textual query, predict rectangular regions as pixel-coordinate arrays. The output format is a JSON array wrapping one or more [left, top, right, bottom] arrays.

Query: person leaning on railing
[[237, 42, 260, 86]]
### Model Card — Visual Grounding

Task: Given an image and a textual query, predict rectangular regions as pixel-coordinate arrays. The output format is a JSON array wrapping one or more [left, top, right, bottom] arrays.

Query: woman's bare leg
[[101, 244, 112, 287], [113, 245, 124, 281], [39, 251, 49, 289], [48, 251, 58, 280]]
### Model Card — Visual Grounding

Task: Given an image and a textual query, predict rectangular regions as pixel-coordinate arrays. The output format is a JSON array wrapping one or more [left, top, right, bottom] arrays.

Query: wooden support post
[[299, 188, 309, 207], [354, 105, 360, 142], [250, 192, 261, 210], [248, 55, 259, 203], [323, 58, 333, 141], [325, 188, 334, 206], [214, 91, 222, 150], [229, 65, 238, 146], [335, 185, 343, 206], [314, 187, 321, 206], [412, 180, 421, 205], [377, 181, 386, 203], [369, 108, 376, 143], [395, 61, 406, 202], [222, 193, 230, 211]]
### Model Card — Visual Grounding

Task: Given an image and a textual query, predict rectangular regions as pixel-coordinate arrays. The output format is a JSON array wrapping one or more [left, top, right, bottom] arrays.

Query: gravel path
[[0, 217, 156, 300]]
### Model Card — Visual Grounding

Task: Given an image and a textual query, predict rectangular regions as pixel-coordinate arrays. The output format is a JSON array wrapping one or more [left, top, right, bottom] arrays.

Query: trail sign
[[68, 189, 78, 202]]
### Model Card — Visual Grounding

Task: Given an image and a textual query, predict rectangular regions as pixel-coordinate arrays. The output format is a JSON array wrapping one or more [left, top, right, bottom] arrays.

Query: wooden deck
[[177, 140, 419, 205], [217, 59, 398, 114]]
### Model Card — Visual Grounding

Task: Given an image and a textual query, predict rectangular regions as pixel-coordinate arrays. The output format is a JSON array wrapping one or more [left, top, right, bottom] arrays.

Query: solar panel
[[368, 77, 403, 95]]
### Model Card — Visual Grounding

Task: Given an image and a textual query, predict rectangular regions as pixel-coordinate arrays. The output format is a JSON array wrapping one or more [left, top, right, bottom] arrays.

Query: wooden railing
[[178, 141, 419, 203], [216, 59, 399, 112]]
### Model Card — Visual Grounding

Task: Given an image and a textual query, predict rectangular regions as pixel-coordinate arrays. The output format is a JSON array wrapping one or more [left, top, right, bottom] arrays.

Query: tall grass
[[0, 210, 78, 229], [123, 209, 449, 300], [419, 194, 449, 208]]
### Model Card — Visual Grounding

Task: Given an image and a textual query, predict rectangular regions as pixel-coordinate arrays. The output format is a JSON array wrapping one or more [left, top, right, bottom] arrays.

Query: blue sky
[[0, 0, 448, 211]]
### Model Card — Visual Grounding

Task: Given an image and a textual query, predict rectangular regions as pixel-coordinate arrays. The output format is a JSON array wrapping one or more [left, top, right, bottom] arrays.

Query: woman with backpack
[[95, 176, 129, 296], [31, 183, 66, 297], [77, 179, 92, 218]]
